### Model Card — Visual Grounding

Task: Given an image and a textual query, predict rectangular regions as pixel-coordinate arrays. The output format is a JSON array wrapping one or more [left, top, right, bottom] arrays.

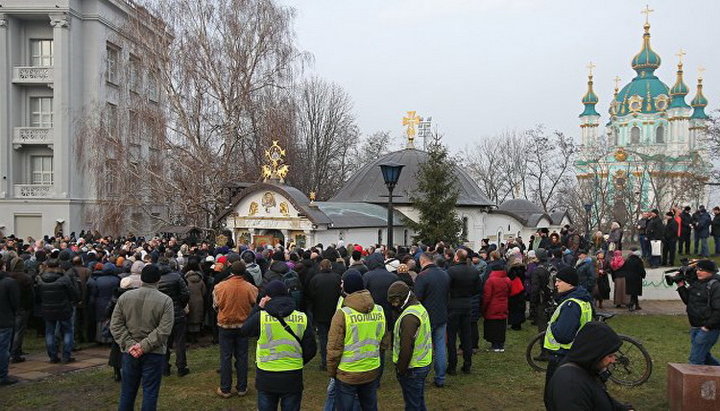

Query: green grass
[[2, 315, 700, 410]]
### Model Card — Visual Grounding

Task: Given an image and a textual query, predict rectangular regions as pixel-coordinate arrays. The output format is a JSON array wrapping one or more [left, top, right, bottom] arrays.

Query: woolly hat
[[555, 266, 579, 286], [696, 259, 718, 273], [535, 248, 548, 261], [141, 264, 161, 284], [130, 260, 145, 275], [387, 280, 410, 302], [264, 280, 289, 298], [343, 271, 365, 294]]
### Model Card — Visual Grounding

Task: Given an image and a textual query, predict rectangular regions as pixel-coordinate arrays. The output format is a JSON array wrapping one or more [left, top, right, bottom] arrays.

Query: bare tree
[[523, 126, 576, 212]]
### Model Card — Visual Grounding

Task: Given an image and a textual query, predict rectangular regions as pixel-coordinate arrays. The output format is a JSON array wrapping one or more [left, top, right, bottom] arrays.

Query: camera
[[664, 258, 698, 286]]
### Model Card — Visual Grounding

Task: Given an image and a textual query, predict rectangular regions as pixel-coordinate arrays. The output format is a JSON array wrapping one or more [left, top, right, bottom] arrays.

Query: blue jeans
[[689, 327, 720, 366], [323, 378, 360, 411], [118, 352, 164, 411], [218, 327, 248, 393], [335, 377, 379, 411], [699, 237, 710, 258], [431, 323, 447, 385], [0, 327, 12, 381], [639, 235, 651, 259], [258, 390, 302, 411], [45, 318, 73, 361], [397, 365, 430, 411]]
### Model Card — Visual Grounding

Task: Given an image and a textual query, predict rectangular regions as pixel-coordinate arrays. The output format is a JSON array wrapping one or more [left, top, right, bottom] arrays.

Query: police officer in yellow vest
[[542, 266, 593, 408], [240, 280, 316, 411], [388, 281, 433, 411], [327, 272, 389, 411]]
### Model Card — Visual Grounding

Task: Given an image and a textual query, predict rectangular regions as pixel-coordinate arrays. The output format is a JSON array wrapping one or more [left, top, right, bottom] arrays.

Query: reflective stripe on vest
[[338, 304, 385, 372], [256, 310, 307, 371], [543, 297, 593, 351], [392, 304, 432, 368], [336, 296, 344, 310]]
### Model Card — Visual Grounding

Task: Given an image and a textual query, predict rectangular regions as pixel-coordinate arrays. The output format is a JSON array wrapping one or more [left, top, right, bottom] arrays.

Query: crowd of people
[[0, 218, 717, 409]]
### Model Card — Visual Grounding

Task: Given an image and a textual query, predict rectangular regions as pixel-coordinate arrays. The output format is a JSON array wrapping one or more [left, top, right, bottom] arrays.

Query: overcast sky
[[279, 0, 719, 152]]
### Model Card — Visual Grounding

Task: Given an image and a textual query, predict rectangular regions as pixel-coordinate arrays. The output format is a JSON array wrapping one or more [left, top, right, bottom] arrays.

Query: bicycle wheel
[[609, 334, 653, 386], [526, 331, 548, 372]]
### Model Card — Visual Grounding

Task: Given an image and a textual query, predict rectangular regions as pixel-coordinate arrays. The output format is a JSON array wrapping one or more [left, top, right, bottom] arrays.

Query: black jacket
[[547, 322, 629, 411], [0, 271, 20, 328], [665, 218, 679, 240], [447, 261, 480, 311], [307, 269, 341, 325], [712, 213, 720, 236], [36, 268, 79, 321], [158, 265, 190, 321], [240, 295, 316, 393], [678, 274, 720, 329], [645, 215, 664, 241], [362, 254, 398, 322], [680, 211, 693, 237], [414, 263, 450, 327]]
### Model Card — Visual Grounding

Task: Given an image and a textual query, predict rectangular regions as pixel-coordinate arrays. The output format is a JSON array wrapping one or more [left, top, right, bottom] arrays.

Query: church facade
[[576, 10, 711, 219]]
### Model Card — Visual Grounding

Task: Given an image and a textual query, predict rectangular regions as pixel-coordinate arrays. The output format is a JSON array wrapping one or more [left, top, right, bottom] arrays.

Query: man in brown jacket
[[327, 272, 389, 411], [212, 261, 258, 398]]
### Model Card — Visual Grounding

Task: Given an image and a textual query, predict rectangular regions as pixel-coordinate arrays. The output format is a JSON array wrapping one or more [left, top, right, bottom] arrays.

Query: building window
[[378, 229, 383, 245], [104, 159, 117, 195], [129, 56, 142, 92], [106, 44, 120, 84], [105, 103, 118, 136], [630, 126, 640, 144], [147, 70, 159, 101], [30, 97, 53, 127], [655, 126, 665, 144], [31, 156, 53, 185], [30, 40, 53, 67], [462, 216, 469, 241]]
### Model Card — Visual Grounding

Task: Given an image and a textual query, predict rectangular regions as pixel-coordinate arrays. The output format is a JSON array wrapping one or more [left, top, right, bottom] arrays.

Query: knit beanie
[[264, 280, 289, 298], [141, 264, 161, 284], [555, 266, 579, 286], [343, 272, 365, 294], [387, 280, 410, 302]]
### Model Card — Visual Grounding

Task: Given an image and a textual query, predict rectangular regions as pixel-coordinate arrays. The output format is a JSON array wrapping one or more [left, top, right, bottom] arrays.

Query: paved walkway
[[8, 346, 109, 382], [599, 299, 685, 316]]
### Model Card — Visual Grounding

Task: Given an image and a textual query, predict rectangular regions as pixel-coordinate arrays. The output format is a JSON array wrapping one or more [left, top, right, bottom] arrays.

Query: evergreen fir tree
[[405, 136, 463, 245]]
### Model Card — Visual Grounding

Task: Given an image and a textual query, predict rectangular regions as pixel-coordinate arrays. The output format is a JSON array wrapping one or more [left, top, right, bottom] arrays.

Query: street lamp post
[[380, 162, 404, 248], [583, 203, 593, 243]]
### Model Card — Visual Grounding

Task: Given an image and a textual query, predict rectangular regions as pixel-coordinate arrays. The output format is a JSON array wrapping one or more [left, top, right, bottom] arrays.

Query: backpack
[[282, 269, 303, 308]]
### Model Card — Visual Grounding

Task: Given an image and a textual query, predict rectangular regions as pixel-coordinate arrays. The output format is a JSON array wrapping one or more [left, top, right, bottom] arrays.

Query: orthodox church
[[576, 8, 711, 215], [219, 134, 571, 250]]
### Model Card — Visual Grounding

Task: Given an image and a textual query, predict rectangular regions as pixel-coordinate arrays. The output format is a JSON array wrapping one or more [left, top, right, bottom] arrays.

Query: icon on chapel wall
[[262, 192, 276, 212], [614, 148, 628, 162], [248, 201, 259, 216], [261, 140, 289, 183], [279, 202, 290, 216]]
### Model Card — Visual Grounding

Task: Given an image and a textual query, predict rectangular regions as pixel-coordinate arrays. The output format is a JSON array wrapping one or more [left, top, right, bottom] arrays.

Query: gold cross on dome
[[402, 111, 421, 140], [675, 49, 687, 64], [698, 66, 706, 80], [613, 76, 621, 90], [641, 4, 654, 24], [586, 61, 596, 77]]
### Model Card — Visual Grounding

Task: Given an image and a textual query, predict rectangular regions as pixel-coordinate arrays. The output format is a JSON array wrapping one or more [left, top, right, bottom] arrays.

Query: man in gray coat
[[111, 264, 174, 411]]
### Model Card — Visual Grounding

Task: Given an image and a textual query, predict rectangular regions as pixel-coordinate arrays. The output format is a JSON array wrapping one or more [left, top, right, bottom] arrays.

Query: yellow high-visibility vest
[[256, 310, 307, 371], [338, 304, 385, 372]]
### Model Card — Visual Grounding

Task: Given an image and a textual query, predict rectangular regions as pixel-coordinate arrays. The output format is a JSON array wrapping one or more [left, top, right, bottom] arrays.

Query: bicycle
[[525, 312, 653, 386]]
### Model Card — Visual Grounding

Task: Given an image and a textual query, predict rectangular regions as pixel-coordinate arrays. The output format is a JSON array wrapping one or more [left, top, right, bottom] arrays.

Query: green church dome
[[669, 62, 690, 109], [580, 74, 600, 117], [691, 78, 709, 119], [631, 24, 661, 72]]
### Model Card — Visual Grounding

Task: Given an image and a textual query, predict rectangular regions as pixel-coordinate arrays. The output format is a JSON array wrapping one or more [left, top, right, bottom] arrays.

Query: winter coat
[[0, 271, 20, 328], [481, 270, 511, 320], [665, 218, 679, 240], [620, 255, 646, 296], [157, 265, 190, 321], [184, 270, 206, 329], [262, 261, 289, 288], [548, 286, 593, 355], [608, 228, 623, 251], [414, 263, 450, 327], [576, 257, 596, 293], [363, 253, 399, 323], [447, 261, 481, 312], [87, 266, 121, 321], [326, 289, 390, 385], [696, 210, 712, 238], [240, 295, 316, 394], [36, 268, 79, 321], [7, 262, 34, 311], [645, 215, 664, 241], [547, 323, 628, 411], [213, 275, 258, 328], [307, 269, 341, 325], [712, 213, 720, 237]]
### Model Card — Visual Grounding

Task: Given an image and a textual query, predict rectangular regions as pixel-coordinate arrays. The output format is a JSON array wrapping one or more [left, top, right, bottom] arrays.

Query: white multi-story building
[[0, 0, 164, 240]]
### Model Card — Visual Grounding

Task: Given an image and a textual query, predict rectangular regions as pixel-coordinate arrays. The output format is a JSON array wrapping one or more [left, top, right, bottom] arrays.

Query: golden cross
[[698, 66, 706, 80], [613, 76, 621, 90], [641, 4, 654, 24], [586, 61, 596, 77], [402, 111, 421, 139], [675, 49, 687, 64]]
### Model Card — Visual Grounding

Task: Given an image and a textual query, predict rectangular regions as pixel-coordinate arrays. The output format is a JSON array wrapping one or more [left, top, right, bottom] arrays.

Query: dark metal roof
[[314, 202, 408, 228], [495, 199, 569, 226], [330, 148, 494, 207]]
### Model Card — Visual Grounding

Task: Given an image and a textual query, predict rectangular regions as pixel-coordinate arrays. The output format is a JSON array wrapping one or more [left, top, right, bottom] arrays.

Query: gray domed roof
[[331, 148, 494, 207], [498, 199, 543, 214]]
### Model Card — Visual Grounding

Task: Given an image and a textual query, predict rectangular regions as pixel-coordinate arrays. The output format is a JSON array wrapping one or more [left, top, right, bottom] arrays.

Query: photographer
[[676, 259, 720, 365]]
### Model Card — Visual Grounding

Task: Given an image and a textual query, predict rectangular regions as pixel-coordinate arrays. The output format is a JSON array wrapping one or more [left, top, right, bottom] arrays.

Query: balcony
[[14, 184, 56, 199], [12, 67, 54, 85], [13, 127, 54, 149]]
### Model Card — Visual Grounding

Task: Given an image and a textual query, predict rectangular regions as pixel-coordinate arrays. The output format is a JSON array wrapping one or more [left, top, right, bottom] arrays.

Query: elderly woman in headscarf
[[607, 222, 623, 251], [592, 250, 611, 309], [609, 250, 630, 308]]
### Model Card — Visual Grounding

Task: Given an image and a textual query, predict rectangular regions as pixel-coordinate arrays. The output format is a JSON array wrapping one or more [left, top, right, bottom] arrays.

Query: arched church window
[[630, 126, 640, 144], [655, 126, 665, 144]]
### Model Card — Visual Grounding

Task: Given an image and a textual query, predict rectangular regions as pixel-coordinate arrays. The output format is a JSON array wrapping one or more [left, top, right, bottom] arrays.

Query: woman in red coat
[[482, 268, 512, 352]]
